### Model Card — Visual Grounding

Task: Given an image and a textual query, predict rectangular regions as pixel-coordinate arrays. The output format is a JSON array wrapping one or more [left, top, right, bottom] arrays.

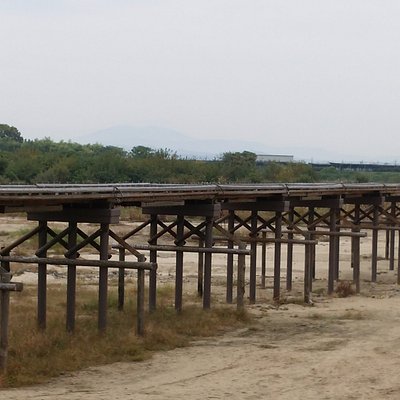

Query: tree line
[[0, 124, 399, 184]]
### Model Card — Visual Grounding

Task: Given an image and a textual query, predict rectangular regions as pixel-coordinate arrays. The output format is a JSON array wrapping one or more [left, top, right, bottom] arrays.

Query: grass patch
[[335, 280, 355, 298], [306, 310, 366, 321], [2, 284, 248, 388]]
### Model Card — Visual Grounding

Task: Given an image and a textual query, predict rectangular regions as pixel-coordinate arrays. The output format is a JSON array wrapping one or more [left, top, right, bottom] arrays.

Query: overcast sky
[[1, 1, 400, 161]]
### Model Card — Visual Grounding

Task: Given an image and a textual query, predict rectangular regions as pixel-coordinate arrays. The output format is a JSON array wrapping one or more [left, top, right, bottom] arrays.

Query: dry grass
[[307, 309, 366, 321], [1, 284, 248, 388], [335, 280, 355, 298]]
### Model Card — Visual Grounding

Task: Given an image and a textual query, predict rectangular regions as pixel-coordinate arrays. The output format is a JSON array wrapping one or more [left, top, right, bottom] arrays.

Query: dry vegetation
[[1, 283, 248, 388], [0, 220, 249, 388]]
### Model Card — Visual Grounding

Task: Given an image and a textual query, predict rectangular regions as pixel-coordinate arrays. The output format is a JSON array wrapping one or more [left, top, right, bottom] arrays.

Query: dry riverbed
[[2, 217, 400, 399]]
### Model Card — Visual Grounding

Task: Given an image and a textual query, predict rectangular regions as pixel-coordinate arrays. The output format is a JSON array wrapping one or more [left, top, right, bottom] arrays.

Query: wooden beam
[[142, 203, 221, 217], [343, 196, 385, 205], [0, 256, 156, 270], [28, 208, 120, 224], [221, 200, 290, 212], [0, 282, 23, 291], [290, 198, 343, 208]]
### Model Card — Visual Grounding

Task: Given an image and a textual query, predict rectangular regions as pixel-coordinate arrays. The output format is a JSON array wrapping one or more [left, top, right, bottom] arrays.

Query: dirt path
[[3, 292, 400, 400]]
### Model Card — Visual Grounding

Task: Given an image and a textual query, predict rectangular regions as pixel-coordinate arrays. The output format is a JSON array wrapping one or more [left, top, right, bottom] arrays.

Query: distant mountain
[[75, 124, 394, 163], [76, 125, 269, 159]]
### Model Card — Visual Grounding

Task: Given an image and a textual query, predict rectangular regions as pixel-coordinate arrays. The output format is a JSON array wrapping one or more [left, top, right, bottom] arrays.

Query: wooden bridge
[[1, 182, 400, 371]]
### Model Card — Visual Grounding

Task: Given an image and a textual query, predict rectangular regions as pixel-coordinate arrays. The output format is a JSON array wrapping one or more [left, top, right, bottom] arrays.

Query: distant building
[[256, 154, 294, 163]]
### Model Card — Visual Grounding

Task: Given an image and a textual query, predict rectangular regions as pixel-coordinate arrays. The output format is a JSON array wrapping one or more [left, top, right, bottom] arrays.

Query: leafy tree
[[0, 124, 23, 142], [220, 151, 257, 182], [130, 146, 155, 159]]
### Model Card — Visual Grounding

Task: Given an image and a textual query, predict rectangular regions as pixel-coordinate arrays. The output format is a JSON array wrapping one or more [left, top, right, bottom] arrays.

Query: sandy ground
[[2, 218, 400, 399]]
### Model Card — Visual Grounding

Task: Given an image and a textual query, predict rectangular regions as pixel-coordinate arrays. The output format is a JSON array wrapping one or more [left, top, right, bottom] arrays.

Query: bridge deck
[[0, 183, 397, 207]]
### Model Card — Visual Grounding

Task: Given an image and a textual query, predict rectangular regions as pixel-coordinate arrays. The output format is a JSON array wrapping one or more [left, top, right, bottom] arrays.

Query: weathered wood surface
[[124, 244, 251, 255], [0, 282, 23, 291], [0, 272, 23, 373], [0, 256, 156, 270]]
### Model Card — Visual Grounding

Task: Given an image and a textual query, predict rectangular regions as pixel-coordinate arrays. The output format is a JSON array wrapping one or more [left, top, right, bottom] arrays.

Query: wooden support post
[[237, 244, 246, 310], [136, 255, 145, 336], [397, 231, 400, 285], [385, 229, 390, 260], [175, 215, 184, 312], [203, 216, 213, 309], [261, 231, 267, 289], [249, 210, 257, 304], [37, 221, 47, 330], [98, 223, 109, 332], [389, 203, 396, 271], [197, 239, 204, 297], [0, 271, 23, 374], [328, 208, 336, 295], [304, 233, 312, 303], [118, 247, 125, 311], [273, 212, 282, 302], [286, 207, 294, 291], [0, 273, 10, 373], [352, 204, 361, 293], [309, 207, 316, 280], [149, 214, 157, 311], [226, 210, 234, 303], [371, 206, 379, 282], [66, 222, 77, 332], [334, 207, 340, 280]]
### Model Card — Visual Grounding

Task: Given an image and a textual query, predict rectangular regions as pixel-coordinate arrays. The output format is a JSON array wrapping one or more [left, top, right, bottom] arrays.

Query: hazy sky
[[1, 1, 400, 161]]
